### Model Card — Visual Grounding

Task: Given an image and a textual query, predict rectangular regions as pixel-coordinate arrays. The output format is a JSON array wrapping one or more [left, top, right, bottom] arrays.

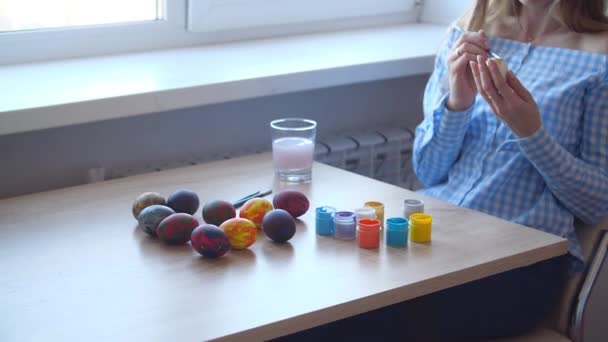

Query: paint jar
[[409, 213, 432, 243], [357, 218, 381, 249], [386, 217, 408, 247], [402, 199, 424, 219], [334, 211, 357, 240], [364, 201, 385, 227], [316, 206, 336, 236], [355, 207, 376, 223]]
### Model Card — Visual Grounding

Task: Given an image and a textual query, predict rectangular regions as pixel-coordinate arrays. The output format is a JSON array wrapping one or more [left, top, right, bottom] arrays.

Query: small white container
[[402, 199, 424, 219], [355, 207, 377, 222]]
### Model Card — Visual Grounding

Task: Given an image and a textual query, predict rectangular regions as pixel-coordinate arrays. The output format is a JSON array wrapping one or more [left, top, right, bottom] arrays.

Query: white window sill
[[0, 23, 446, 136]]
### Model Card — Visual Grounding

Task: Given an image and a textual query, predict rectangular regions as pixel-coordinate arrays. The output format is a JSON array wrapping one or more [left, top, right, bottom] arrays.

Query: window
[[188, 0, 419, 33], [0, 0, 160, 32], [0, 0, 422, 65]]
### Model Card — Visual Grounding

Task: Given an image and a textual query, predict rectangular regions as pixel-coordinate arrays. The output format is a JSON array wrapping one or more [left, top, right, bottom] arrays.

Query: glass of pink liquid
[[270, 118, 317, 182]]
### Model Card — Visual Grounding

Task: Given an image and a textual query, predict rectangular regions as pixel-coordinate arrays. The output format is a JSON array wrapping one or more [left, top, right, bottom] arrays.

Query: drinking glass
[[270, 118, 317, 182]]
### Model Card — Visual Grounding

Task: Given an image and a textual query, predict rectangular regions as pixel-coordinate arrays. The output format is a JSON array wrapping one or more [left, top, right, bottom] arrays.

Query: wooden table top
[[0, 153, 568, 341]]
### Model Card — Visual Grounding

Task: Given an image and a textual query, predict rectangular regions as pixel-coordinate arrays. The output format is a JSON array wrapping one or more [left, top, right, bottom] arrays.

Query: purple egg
[[167, 189, 200, 215], [191, 224, 231, 258], [262, 209, 296, 243]]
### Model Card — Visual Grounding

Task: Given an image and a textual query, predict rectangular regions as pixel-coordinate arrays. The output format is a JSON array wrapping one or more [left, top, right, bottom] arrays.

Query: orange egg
[[239, 198, 273, 229], [220, 218, 258, 249]]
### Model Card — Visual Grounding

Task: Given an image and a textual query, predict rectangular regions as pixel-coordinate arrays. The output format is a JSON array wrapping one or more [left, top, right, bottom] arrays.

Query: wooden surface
[[0, 153, 568, 341]]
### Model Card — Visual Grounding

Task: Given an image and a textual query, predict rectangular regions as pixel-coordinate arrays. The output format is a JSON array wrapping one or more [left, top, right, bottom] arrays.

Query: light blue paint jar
[[386, 217, 408, 247], [334, 211, 357, 240], [315, 206, 336, 236]]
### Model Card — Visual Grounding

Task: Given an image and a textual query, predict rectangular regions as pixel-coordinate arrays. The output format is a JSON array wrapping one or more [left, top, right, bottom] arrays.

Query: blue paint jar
[[334, 211, 357, 240], [386, 217, 408, 247], [315, 206, 336, 236]]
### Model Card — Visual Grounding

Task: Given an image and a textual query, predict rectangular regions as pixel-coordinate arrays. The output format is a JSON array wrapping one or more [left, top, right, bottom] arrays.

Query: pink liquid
[[272, 137, 314, 171]]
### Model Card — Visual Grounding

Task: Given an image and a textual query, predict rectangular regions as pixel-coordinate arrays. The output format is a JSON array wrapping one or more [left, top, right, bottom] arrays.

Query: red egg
[[156, 213, 199, 245], [191, 224, 231, 258], [202, 200, 236, 226], [272, 190, 309, 218]]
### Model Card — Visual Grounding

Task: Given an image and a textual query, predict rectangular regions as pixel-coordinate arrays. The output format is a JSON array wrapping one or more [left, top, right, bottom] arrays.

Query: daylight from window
[[0, 0, 160, 32]]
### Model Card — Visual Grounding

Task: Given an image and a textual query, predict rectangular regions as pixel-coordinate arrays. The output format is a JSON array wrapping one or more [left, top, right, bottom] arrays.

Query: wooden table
[[0, 153, 567, 341]]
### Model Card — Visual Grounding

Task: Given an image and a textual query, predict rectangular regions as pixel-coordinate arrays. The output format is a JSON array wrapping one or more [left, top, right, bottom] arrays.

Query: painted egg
[[132, 192, 166, 219], [156, 213, 199, 245], [263, 209, 296, 243], [191, 224, 231, 258], [167, 189, 200, 215], [272, 190, 309, 218], [220, 217, 258, 250], [239, 198, 273, 229], [487, 57, 508, 78], [202, 200, 236, 226], [138, 205, 175, 237]]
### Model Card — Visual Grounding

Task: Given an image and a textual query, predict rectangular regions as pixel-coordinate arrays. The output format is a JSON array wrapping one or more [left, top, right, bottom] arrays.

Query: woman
[[411, 0, 608, 339], [279, 1, 608, 341]]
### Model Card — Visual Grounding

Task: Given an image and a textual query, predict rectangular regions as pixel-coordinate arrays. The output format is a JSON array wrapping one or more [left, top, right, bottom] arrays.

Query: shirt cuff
[[517, 126, 570, 176], [437, 95, 474, 137], [442, 95, 475, 118]]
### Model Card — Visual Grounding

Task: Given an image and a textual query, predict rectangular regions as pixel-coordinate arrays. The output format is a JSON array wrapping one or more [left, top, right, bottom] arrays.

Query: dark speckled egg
[[202, 200, 236, 226], [156, 213, 199, 245], [191, 224, 231, 258], [262, 209, 296, 243], [167, 189, 200, 215], [138, 205, 175, 237], [272, 190, 309, 218], [132, 192, 166, 219]]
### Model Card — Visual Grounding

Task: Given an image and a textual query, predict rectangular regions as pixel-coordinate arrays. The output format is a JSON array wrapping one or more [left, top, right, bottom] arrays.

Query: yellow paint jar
[[409, 213, 432, 243], [364, 201, 384, 227]]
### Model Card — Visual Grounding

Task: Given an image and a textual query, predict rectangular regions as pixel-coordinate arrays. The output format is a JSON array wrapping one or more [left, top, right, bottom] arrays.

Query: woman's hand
[[446, 30, 490, 111], [470, 55, 542, 138]]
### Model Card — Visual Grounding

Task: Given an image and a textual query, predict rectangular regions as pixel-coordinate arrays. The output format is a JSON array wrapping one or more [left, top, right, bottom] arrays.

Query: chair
[[498, 219, 608, 342]]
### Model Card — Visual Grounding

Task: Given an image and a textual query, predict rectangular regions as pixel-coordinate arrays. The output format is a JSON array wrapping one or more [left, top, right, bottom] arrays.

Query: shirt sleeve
[[412, 27, 474, 187], [518, 63, 608, 224]]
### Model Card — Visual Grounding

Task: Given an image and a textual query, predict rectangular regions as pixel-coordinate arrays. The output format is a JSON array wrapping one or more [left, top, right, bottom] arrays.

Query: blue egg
[[138, 205, 175, 237]]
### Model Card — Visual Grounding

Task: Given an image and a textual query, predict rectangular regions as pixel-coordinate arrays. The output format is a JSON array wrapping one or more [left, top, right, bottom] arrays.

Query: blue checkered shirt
[[413, 26, 608, 272]]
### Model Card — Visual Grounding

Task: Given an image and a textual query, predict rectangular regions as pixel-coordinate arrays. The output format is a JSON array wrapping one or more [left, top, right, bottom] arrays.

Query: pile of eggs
[[132, 189, 310, 258]]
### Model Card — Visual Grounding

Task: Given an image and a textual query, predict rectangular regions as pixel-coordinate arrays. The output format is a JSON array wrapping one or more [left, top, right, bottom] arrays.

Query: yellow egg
[[220, 218, 258, 250]]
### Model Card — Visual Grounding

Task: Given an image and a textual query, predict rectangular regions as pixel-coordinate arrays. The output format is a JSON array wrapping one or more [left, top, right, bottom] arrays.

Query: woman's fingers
[[451, 52, 478, 73], [476, 55, 503, 105], [449, 41, 488, 62], [470, 60, 494, 108], [454, 30, 490, 51], [506, 71, 535, 103], [486, 59, 515, 103]]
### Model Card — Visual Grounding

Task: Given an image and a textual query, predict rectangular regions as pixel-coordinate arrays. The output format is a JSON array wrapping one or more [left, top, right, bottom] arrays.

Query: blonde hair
[[466, 0, 608, 33]]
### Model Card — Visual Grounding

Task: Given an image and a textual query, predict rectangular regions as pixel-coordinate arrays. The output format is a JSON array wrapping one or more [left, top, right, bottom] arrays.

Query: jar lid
[[403, 199, 424, 209], [409, 213, 432, 225], [364, 201, 384, 209], [334, 211, 356, 223], [355, 207, 376, 217], [316, 206, 336, 218], [386, 217, 408, 230]]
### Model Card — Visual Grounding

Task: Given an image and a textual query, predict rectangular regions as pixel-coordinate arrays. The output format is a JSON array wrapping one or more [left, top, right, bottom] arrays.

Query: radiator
[[315, 126, 422, 191], [102, 127, 422, 191]]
